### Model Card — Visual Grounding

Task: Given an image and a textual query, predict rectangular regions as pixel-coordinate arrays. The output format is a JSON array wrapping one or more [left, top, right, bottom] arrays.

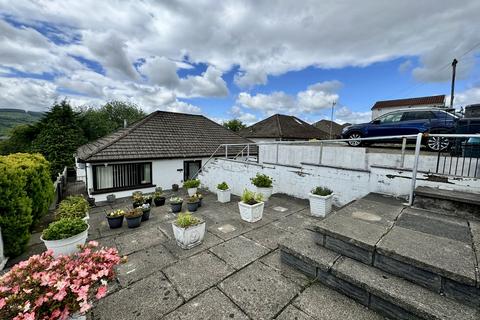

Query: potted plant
[[172, 212, 206, 249], [309, 186, 334, 217], [183, 179, 200, 196], [41, 217, 89, 257], [154, 187, 166, 206], [124, 208, 143, 228], [87, 196, 95, 207], [141, 203, 151, 221], [56, 195, 90, 221], [238, 189, 264, 223], [186, 196, 200, 212], [0, 242, 121, 320], [217, 181, 231, 203], [172, 183, 179, 192], [106, 209, 124, 229], [144, 194, 153, 205], [170, 196, 183, 213], [107, 194, 116, 203], [194, 192, 203, 207], [250, 173, 273, 201], [132, 191, 144, 208]]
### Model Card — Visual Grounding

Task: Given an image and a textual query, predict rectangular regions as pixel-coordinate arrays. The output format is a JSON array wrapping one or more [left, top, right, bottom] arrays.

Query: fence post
[[225, 145, 228, 159], [319, 142, 324, 165], [275, 144, 279, 163], [247, 144, 250, 160], [408, 133, 423, 206], [400, 137, 407, 168]]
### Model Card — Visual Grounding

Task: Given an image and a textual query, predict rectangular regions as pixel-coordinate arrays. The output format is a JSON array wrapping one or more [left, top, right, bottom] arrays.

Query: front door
[[184, 160, 202, 181]]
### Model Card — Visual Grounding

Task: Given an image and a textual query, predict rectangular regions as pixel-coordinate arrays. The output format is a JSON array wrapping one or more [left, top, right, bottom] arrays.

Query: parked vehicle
[[341, 108, 458, 151]]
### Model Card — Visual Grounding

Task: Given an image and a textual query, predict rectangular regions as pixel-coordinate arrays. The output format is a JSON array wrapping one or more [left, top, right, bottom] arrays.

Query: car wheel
[[347, 132, 363, 147], [426, 136, 450, 152]]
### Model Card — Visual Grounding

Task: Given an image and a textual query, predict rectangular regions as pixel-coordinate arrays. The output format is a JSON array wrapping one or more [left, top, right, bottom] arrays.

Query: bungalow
[[75, 111, 252, 201], [238, 114, 329, 142], [371, 95, 446, 119]]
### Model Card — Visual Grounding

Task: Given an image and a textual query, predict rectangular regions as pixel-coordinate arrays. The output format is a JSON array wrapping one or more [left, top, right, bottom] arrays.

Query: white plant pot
[[41, 225, 89, 257], [309, 193, 333, 217], [172, 220, 206, 249], [238, 201, 264, 223], [82, 211, 90, 222], [187, 187, 198, 197], [217, 189, 231, 203], [69, 314, 86, 320], [256, 187, 273, 201]]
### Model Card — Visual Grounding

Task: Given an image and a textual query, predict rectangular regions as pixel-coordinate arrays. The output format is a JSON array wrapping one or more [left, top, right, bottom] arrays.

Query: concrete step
[[413, 186, 480, 220], [308, 194, 480, 308], [279, 231, 479, 320]]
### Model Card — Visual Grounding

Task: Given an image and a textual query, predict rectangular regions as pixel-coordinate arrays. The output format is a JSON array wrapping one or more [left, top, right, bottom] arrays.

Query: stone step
[[308, 194, 480, 308], [279, 232, 479, 320], [413, 186, 480, 221]]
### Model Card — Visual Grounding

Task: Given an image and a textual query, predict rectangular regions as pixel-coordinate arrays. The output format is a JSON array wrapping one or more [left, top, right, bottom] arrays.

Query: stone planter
[[106, 194, 116, 203], [238, 201, 264, 223], [309, 193, 333, 217], [187, 187, 197, 197], [172, 220, 206, 249], [256, 187, 273, 201], [187, 201, 199, 212], [41, 225, 89, 257], [154, 197, 166, 206], [106, 215, 123, 229], [171, 202, 183, 213], [217, 189, 231, 203], [141, 209, 151, 221], [126, 216, 142, 228]]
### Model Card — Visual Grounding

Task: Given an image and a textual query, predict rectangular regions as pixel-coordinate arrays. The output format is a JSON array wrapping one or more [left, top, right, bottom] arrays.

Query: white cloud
[[335, 106, 371, 124], [0, 78, 58, 111], [177, 66, 228, 98], [164, 100, 201, 114], [139, 56, 179, 88], [229, 105, 257, 125], [398, 60, 412, 73], [449, 85, 480, 107]]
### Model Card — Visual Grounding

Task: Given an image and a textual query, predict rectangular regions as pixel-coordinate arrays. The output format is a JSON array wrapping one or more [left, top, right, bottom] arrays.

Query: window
[[377, 112, 403, 124], [93, 162, 152, 192], [402, 111, 433, 121], [184, 160, 202, 181]]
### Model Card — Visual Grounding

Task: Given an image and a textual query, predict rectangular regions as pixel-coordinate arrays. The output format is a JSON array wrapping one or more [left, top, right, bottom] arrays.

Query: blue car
[[340, 108, 458, 151]]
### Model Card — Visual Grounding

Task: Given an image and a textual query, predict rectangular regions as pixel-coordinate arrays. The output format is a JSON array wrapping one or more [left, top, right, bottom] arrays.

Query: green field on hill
[[0, 109, 44, 138]]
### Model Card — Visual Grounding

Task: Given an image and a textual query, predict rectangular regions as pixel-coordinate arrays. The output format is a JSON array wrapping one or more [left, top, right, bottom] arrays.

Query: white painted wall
[[84, 157, 209, 202], [372, 104, 444, 119]]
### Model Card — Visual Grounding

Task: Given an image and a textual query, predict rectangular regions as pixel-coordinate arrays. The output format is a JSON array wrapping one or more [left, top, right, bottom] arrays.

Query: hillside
[[0, 109, 44, 138]]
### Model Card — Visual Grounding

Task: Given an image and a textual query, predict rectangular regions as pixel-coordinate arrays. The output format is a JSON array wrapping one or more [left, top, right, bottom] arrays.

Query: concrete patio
[[80, 190, 385, 319]]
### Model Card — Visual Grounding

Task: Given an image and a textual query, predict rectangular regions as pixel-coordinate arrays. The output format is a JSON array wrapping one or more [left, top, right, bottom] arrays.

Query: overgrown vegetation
[[250, 173, 273, 188], [241, 189, 263, 205], [217, 182, 229, 190], [41, 217, 88, 241], [311, 186, 333, 196], [56, 195, 89, 220], [175, 212, 201, 228], [183, 179, 200, 189]]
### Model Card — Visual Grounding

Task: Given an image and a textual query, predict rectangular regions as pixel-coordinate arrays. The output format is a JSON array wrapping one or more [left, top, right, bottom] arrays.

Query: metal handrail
[[190, 144, 223, 180]]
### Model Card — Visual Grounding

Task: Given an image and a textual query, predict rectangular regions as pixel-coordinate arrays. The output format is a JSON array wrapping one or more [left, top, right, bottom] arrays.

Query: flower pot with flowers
[[194, 192, 203, 207], [144, 194, 153, 206], [170, 196, 183, 213], [132, 191, 145, 208], [141, 203, 151, 221], [309, 186, 334, 217], [153, 187, 166, 206], [0, 241, 122, 320], [106, 209, 124, 229], [186, 196, 200, 212], [216, 182, 231, 203], [183, 179, 200, 196], [250, 173, 273, 201], [172, 212, 206, 249], [125, 208, 143, 228], [41, 218, 89, 257], [238, 189, 264, 223]]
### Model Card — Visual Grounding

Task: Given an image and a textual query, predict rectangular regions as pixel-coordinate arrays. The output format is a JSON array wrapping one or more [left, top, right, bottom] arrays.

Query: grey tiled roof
[[312, 120, 350, 138], [76, 111, 253, 162], [238, 114, 329, 140]]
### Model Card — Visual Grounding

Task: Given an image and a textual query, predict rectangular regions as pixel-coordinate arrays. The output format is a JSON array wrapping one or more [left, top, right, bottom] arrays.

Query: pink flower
[[0, 297, 6, 309], [95, 285, 108, 299]]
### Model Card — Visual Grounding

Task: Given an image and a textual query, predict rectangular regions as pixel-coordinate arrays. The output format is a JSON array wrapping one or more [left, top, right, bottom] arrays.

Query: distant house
[[238, 114, 329, 142], [312, 119, 351, 139], [75, 111, 251, 201], [371, 95, 445, 119]]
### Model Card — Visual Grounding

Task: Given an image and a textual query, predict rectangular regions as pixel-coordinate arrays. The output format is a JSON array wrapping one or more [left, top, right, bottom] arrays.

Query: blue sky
[[1, 1, 479, 124]]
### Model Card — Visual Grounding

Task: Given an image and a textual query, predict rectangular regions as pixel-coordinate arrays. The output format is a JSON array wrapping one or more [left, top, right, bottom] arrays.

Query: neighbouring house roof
[[76, 111, 253, 162], [312, 119, 351, 138], [238, 114, 329, 140], [371, 95, 445, 110]]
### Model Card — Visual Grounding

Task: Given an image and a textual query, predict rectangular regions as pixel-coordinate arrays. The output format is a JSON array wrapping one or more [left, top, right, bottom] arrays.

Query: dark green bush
[[311, 186, 333, 196], [217, 182, 229, 190], [56, 195, 89, 219], [250, 173, 273, 188], [42, 217, 88, 241], [183, 179, 200, 188]]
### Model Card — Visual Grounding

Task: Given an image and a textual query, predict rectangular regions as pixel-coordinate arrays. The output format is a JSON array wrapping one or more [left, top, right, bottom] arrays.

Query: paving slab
[[208, 217, 269, 240], [116, 244, 176, 286], [162, 287, 248, 320], [275, 305, 314, 320], [163, 251, 235, 300], [273, 210, 320, 233], [93, 272, 183, 320], [333, 255, 479, 320], [114, 225, 168, 255], [293, 283, 383, 320], [377, 226, 477, 286], [219, 261, 301, 319], [416, 186, 480, 205], [243, 224, 295, 250], [260, 250, 311, 286], [209, 236, 270, 269]]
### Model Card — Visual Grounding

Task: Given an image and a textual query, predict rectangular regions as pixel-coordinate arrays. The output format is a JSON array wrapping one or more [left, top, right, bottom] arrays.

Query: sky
[[0, 1, 480, 125]]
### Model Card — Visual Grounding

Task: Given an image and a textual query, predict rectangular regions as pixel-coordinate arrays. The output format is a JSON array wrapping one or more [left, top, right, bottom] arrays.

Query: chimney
[[123, 119, 127, 128]]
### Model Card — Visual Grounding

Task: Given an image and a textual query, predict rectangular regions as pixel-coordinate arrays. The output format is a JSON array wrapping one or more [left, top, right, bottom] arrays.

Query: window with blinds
[[93, 162, 152, 191]]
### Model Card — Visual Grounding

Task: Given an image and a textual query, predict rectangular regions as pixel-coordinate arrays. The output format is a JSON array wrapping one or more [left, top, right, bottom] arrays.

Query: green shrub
[[56, 195, 89, 219], [250, 173, 273, 188], [217, 182, 229, 190], [186, 196, 199, 204], [41, 217, 88, 241], [175, 212, 201, 228], [311, 186, 333, 196], [0, 156, 33, 256], [154, 191, 163, 200], [240, 189, 263, 205], [183, 179, 200, 189]]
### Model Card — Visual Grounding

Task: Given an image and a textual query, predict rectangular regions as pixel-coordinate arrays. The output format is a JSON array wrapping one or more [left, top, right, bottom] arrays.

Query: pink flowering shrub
[[0, 241, 122, 320]]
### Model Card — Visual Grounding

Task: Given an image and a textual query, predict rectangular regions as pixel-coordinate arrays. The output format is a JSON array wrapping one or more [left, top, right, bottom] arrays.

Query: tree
[[223, 119, 247, 132], [0, 124, 39, 155]]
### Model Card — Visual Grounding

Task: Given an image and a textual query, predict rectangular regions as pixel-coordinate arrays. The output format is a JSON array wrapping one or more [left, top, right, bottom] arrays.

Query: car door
[[367, 111, 404, 137], [399, 111, 432, 135]]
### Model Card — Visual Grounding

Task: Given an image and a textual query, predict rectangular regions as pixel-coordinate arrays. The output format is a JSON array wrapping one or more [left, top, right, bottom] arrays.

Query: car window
[[432, 111, 456, 120], [403, 111, 432, 121], [377, 112, 403, 124]]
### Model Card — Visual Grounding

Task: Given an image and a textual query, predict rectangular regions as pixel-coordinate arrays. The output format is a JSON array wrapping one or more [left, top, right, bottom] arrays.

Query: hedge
[[0, 153, 54, 257]]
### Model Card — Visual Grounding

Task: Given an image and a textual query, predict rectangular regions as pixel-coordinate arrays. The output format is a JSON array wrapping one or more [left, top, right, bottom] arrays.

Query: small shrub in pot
[[238, 189, 264, 223], [144, 194, 153, 205], [170, 196, 183, 213], [41, 217, 89, 257], [56, 195, 90, 221], [194, 192, 203, 207], [172, 212, 206, 249], [153, 188, 166, 206], [132, 191, 144, 208], [141, 203, 151, 221], [124, 208, 143, 228], [250, 173, 273, 200], [186, 196, 200, 212], [216, 181, 231, 203], [106, 209, 124, 229], [183, 179, 200, 196], [309, 186, 334, 217]]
